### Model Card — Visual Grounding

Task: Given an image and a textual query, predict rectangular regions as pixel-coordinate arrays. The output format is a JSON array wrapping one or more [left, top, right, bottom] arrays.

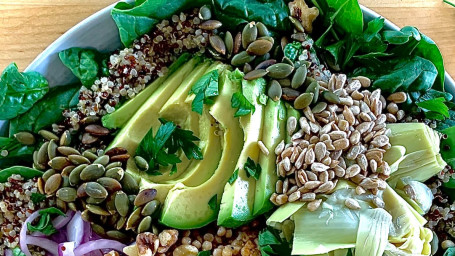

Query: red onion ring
[[26, 235, 58, 256], [20, 210, 40, 256], [73, 239, 127, 256]]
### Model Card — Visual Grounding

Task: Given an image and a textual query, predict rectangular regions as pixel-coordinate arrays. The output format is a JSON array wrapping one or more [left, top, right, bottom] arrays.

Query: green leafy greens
[[244, 157, 261, 180], [258, 228, 292, 256], [189, 70, 220, 114], [231, 91, 255, 117], [0, 139, 36, 169], [208, 194, 218, 211], [30, 193, 47, 205], [27, 207, 65, 236], [228, 169, 239, 185], [0, 166, 43, 183], [59, 48, 108, 86]]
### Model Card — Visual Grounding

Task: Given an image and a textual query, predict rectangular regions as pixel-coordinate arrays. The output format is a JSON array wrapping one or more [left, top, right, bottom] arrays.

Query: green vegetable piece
[[197, 251, 211, 256], [12, 247, 26, 256], [27, 207, 65, 236], [231, 91, 256, 117], [0, 137, 35, 169], [416, 97, 449, 120], [244, 157, 261, 180], [31, 193, 47, 205], [0, 166, 43, 183], [208, 194, 217, 211], [283, 42, 302, 62], [228, 169, 239, 185], [58, 48, 105, 86], [189, 69, 220, 115]]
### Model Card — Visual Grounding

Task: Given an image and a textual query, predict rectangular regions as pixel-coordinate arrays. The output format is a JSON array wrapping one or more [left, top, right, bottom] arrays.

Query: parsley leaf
[[190, 70, 220, 115], [416, 97, 449, 120], [27, 207, 65, 236], [208, 195, 218, 211], [30, 193, 46, 205], [161, 119, 203, 161], [228, 169, 239, 184], [244, 157, 261, 180], [12, 247, 26, 256], [197, 251, 211, 256], [258, 228, 292, 256], [231, 91, 255, 117]]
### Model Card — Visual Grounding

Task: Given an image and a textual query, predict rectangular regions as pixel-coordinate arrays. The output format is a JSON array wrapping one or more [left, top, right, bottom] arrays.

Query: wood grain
[[0, 0, 454, 77]]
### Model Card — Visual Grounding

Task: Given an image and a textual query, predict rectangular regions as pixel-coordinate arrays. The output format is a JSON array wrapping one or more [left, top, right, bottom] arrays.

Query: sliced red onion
[[5, 249, 12, 256], [20, 210, 40, 256], [73, 239, 127, 256], [54, 211, 74, 229], [67, 211, 84, 247], [58, 242, 75, 256], [26, 235, 59, 256]]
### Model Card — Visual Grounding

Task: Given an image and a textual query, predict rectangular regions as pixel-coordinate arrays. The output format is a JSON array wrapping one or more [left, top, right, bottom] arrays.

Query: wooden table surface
[[0, 0, 454, 77]]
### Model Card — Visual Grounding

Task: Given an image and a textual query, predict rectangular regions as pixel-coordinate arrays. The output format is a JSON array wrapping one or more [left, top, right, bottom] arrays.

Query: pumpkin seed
[[268, 80, 283, 102], [231, 51, 255, 66], [62, 176, 70, 187], [243, 63, 253, 74], [60, 130, 72, 146], [115, 191, 130, 217], [289, 16, 305, 32], [278, 78, 292, 87], [56, 187, 77, 202], [80, 164, 105, 181], [134, 156, 149, 171], [291, 32, 307, 42], [282, 88, 300, 102], [108, 214, 120, 227], [242, 22, 258, 49], [199, 20, 222, 30], [116, 216, 127, 230], [105, 167, 125, 181], [45, 174, 62, 195], [305, 81, 320, 104], [106, 193, 117, 215], [233, 32, 242, 55], [255, 59, 277, 70], [47, 140, 58, 160], [106, 161, 122, 170], [266, 63, 294, 79], [244, 69, 269, 80], [37, 142, 49, 165], [126, 207, 142, 230], [246, 39, 273, 56], [254, 52, 271, 65], [82, 133, 98, 145], [58, 146, 80, 156], [322, 91, 341, 104], [209, 35, 226, 55], [68, 202, 77, 212], [198, 5, 212, 20], [137, 216, 152, 233], [152, 225, 159, 235], [281, 37, 289, 51], [100, 216, 108, 225], [56, 198, 67, 212], [141, 200, 160, 216], [91, 223, 106, 235], [225, 32, 234, 58], [38, 130, 59, 141], [208, 46, 223, 61], [312, 102, 328, 114], [77, 183, 87, 198], [128, 195, 136, 206], [85, 182, 109, 199], [69, 155, 91, 165], [62, 165, 76, 177], [42, 169, 56, 182], [82, 150, 98, 162], [69, 164, 87, 186], [256, 22, 270, 37], [272, 45, 283, 60], [106, 230, 128, 241], [257, 36, 274, 45], [81, 115, 100, 125], [33, 162, 46, 171], [14, 132, 35, 145], [94, 155, 110, 166], [134, 189, 157, 207], [292, 65, 308, 89], [48, 157, 71, 171], [86, 204, 111, 216], [294, 93, 314, 109], [86, 196, 106, 205], [121, 173, 139, 194], [81, 209, 93, 222], [282, 57, 293, 65], [37, 178, 45, 194], [97, 177, 122, 193]]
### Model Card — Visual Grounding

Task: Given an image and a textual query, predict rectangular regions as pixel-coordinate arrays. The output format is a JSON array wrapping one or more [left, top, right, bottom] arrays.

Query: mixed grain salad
[[1, 0, 455, 255]]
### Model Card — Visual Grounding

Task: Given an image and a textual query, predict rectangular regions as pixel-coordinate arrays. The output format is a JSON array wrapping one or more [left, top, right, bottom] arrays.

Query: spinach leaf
[[9, 84, 81, 136], [212, 0, 291, 32], [416, 97, 449, 120], [0, 137, 35, 169], [59, 48, 106, 86], [324, 0, 363, 35], [189, 70, 220, 115], [414, 32, 445, 91], [0, 63, 49, 120], [0, 166, 43, 183], [258, 228, 292, 256], [382, 30, 413, 45]]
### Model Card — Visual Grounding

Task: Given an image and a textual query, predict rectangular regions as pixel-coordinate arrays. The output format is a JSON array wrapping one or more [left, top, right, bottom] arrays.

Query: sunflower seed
[[199, 20, 222, 30], [345, 198, 361, 210], [231, 51, 256, 66], [198, 5, 212, 20], [126, 207, 142, 230], [80, 164, 105, 181], [345, 164, 361, 178], [314, 142, 326, 162], [14, 132, 36, 145], [39, 130, 59, 141], [307, 199, 322, 212], [56, 187, 77, 202], [266, 63, 294, 79], [294, 93, 313, 110], [242, 22, 258, 48], [48, 157, 71, 171], [45, 174, 62, 195]]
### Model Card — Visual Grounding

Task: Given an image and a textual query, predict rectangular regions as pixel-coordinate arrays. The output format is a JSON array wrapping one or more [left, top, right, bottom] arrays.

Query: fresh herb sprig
[[258, 228, 292, 256], [231, 91, 256, 117], [190, 70, 220, 115], [244, 157, 261, 180], [27, 207, 66, 236]]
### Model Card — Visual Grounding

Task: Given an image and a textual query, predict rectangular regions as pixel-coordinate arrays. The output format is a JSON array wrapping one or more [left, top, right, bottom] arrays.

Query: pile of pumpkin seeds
[[26, 129, 160, 242]]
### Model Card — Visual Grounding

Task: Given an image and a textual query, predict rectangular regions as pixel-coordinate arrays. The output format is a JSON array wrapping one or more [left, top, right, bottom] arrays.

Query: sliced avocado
[[387, 123, 440, 154], [102, 53, 192, 129], [159, 70, 244, 229], [253, 99, 286, 216], [285, 103, 301, 144], [218, 76, 267, 228]]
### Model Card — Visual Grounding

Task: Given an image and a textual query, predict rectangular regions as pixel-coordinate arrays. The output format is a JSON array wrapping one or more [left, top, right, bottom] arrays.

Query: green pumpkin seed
[[14, 132, 35, 145], [282, 57, 293, 66], [86, 204, 111, 216], [121, 172, 139, 194], [37, 178, 45, 194], [272, 45, 283, 60], [305, 81, 320, 104], [81, 209, 93, 222], [62, 176, 70, 187], [244, 69, 269, 81], [108, 214, 120, 227], [243, 63, 253, 74], [42, 169, 56, 182], [97, 177, 122, 193], [266, 63, 294, 79], [81, 115, 100, 125], [128, 195, 137, 206], [198, 5, 212, 20], [94, 155, 110, 166], [268, 80, 282, 102], [106, 161, 122, 170], [80, 164, 105, 181], [199, 20, 222, 30], [45, 174, 62, 195], [105, 167, 125, 181], [246, 39, 273, 56], [38, 130, 59, 141], [56, 198, 67, 212], [134, 189, 157, 207], [256, 22, 270, 37], [254, 52, 271, 66], [291, 65, 308, 89], [85, 182, 108, 199], [242, 22, 258, 49], [152, 225, 159, 235], [48, 157, 70, 171], [91, 223, 106, 235], [33, 162, 46, 171], [47, 140, 58, 160], [137, 216, 152, 233], [134, 156, 149, 171], [231, 51, 255, 66], [294, 93, 314, 109], [86, 196, 106, 205], [77, 183, 87, 198], [255, 59, 276, 70], [69, 155, 91, 165], [312, 102, 328, 114], [68, 202, 77, 212], [208, 47, 224, 60], [116, 216, 127, 230], [100, 215, 108, 225], [209, 35, 226, 55], [282, 88, 300, 101], [56, 187, 77, 202], [58, 146, 80, 156], [141, 200, 160, 216], [106, 193, 117, 215], [289, 16, 305, 32], [115, 191, 130, 217], [82, 150, 98, 162], [322, 91, 341, 104], [125, 207, 142, 230], [278, 78, 292, 87], [37, 142, 49, 165], [60, 130, 72, 146], [106, 230, 128, 241], [69, 164, 87, 186], [291, 32, 307, 42], [62, 165, 75, 177], [224, 31, 234, 57]]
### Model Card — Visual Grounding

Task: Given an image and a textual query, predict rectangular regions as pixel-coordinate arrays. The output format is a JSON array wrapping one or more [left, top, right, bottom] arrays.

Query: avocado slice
[[159, 70, 244, 229], [284, 103, 301, 144], [102, 53, 192, 129], [253, 99, 286, 216], [217, 75, 267, 228]]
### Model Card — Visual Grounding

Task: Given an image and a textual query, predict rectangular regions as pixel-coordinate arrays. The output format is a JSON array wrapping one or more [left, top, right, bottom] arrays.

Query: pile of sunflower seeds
[[271, 73, 407, 211], [30, 129, 159, 241]]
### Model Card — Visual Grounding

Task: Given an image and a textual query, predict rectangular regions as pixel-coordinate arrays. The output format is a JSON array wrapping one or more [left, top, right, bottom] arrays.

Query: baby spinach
[[212, 0, 291, 32], [0, 137, 35, 169], [9, 84, 81, 136], [0, 166, 43, 183], [59, 48, 107, 86], [0, 63, 49, 120]]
